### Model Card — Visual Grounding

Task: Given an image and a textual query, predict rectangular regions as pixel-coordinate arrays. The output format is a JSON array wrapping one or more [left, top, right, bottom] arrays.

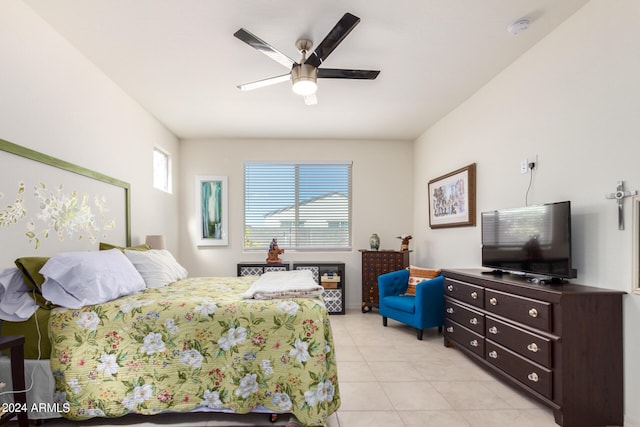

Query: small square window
[[153, 147, 172, 193]]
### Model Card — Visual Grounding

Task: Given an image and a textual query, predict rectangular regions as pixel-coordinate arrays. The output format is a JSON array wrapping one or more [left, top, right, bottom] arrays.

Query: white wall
[[412, 0, 640, 424], [179, 138, 414, 309], [0, 0, 180, 259]]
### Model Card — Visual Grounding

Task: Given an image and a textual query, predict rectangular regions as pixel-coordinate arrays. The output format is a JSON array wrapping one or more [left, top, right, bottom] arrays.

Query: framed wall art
[[633, 195, 640, 294], [196, 175, 228, 246], [428, 163, 476, 229]]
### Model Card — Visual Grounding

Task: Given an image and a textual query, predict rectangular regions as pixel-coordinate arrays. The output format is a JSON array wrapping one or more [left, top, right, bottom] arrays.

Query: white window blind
[[244, 162, 352, 250]]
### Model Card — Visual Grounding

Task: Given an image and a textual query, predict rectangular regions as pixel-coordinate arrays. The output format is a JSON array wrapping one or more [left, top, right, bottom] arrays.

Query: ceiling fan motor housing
[[295, 39, 313, 54]]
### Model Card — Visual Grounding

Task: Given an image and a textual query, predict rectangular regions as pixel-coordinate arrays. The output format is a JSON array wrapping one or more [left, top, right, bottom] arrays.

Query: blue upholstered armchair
[[378, 269, 444, 340]]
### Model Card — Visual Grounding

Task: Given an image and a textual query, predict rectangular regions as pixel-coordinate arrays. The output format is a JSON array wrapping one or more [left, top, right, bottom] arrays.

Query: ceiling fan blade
[[237, 73, 291, 91], [317, 68, 380, 79], [234, 28, 296, 69], [304, 93, 318, 106], [305, 13, 360, 68]]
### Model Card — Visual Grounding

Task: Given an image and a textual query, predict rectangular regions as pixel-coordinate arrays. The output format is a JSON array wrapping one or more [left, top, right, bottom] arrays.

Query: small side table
[[359, 250, 411, 312], [0, 335, 29, 427]]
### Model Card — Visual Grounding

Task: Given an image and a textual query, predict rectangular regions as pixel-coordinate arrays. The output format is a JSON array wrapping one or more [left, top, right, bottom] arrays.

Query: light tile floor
[[328, 310, 558, 427], [10, 309, 560, 427]]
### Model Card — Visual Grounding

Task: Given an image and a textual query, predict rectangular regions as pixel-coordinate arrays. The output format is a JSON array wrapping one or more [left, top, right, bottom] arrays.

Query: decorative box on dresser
[[442, 269, 624, 427], [360, 250, 410, 312], [293, 262, 345, 314]]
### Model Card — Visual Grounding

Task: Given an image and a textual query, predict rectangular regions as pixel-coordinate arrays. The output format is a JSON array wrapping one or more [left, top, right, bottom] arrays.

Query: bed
[[0, 140, 339, 425], [0, 251, 340, 426]]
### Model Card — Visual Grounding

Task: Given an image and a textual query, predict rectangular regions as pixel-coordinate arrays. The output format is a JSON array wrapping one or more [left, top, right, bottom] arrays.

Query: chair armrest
[[378, 269, 410, 298], [415, 275, 445, 323]]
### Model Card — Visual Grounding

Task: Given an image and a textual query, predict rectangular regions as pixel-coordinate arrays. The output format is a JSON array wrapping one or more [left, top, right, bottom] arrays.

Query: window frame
[[153, 146, 172, 194]]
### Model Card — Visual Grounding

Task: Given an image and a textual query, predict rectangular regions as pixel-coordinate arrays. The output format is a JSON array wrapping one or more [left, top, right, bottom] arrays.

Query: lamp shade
[[145, 235, 166, 250]]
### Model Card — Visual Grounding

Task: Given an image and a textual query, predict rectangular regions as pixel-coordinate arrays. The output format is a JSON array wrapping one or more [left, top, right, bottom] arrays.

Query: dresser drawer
[[486, 316, 552, 368], [444, 278, 484, 309], [485, 289, 552, 332], [486, 341, 552, 399], [444, 319, 484, 357], [445, 298, 485, 334]]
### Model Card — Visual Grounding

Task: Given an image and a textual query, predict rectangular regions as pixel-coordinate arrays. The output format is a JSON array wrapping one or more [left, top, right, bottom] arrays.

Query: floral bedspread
[[48, 276, 340, 426]]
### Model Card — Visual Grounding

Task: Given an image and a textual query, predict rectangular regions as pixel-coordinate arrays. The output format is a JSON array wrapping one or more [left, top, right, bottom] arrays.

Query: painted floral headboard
[[0, 138, 131, 268]]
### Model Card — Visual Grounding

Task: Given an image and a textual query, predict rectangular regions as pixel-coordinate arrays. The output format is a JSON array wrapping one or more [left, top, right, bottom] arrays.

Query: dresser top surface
[[442, 268, 625, 296]]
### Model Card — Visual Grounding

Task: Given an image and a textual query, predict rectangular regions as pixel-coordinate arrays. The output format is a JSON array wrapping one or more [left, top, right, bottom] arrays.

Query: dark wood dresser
[[442, 269, 624, 427], [360, 250, 410, 312]]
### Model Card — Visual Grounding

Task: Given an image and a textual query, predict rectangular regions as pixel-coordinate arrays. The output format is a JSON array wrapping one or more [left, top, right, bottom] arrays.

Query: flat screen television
[[481, 201, 577, 281]]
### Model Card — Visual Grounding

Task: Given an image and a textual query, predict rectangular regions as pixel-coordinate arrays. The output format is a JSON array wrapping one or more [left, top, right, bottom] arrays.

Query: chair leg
[[438, 325, 443, 334], [382, 316, 388, 327], [417, 329, 423, 340]]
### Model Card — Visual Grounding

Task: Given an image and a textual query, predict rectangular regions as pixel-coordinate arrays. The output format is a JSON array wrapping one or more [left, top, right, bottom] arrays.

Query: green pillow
[[14, 257, 48, 292], [1, 308, 52, 359], [99, 242, 151, 252], [14, 257, 55, 309]]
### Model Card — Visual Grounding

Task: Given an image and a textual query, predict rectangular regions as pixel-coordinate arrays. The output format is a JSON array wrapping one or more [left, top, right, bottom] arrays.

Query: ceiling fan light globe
[[291, 63, 318, 95], [292, 79, 317, 96]]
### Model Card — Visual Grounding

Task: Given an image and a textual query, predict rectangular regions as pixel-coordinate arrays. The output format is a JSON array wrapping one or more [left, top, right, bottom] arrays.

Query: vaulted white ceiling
[[24, 0, 589, 141]]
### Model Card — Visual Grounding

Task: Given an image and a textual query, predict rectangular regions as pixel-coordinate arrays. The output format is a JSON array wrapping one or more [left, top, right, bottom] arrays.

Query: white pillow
[[124, 249, 188, 288], [41, 249, 145, 309], [0, 267, 39, 321]]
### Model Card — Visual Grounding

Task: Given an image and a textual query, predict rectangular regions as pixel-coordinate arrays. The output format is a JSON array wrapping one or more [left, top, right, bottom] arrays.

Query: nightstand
[[0, 335, 28, 427]]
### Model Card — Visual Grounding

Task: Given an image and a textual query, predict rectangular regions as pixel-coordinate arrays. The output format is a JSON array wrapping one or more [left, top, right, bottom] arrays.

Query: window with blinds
[[244, 162, 352, 250]]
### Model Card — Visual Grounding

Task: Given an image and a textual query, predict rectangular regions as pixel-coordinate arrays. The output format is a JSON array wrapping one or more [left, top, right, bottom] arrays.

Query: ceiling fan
[[234, 12, 380, 105]]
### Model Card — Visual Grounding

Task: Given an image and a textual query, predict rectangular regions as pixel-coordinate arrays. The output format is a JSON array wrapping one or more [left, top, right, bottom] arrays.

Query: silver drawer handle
[[528, 308, 539, 318], [488, 326, 498, 334], [469, 317, 478, 325], [447, 285, 454, 292], [527, 372, 539, 382], [488, 350, 498, 359], [527, 343, 539, 353], [470, 339, 478, 347], [470, 291, 478, 299], [489, 297, 497, 306], [446, 326, 454, 333], [446, 307, 454, 314]]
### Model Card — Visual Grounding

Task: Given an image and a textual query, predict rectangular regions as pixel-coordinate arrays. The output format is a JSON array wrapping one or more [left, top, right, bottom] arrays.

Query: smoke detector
[[508, 19, 530, 35]]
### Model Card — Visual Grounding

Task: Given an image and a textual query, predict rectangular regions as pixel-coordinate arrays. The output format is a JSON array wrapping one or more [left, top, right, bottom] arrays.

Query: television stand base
[[528, 276, 567, 285]]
